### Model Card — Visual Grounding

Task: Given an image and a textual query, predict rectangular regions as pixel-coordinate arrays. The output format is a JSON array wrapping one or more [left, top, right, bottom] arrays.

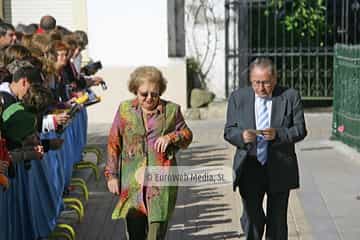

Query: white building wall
[[87, 0, 170, 67], [4, 0, 74, 29], [86, 0, 187, 123], [185, 0, 226, 99], [3, 0, 187, 124]]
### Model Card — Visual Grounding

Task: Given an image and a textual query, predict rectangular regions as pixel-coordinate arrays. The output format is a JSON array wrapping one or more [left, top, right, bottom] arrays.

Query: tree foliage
[[266, 0, 326, 37]]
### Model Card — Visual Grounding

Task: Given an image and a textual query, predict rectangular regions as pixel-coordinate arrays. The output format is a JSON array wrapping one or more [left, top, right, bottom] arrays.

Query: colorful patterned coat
[[105, 99, 193, 222]]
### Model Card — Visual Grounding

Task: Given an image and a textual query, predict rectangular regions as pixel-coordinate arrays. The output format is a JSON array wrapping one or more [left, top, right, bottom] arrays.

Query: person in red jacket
[[37, 15, 56, 34]]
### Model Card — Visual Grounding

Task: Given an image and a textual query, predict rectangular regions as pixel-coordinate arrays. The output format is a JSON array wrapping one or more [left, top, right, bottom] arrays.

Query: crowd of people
[[0, 15, 105, 239], [0, 14, 105, 175], [0, 12, 308, 240]]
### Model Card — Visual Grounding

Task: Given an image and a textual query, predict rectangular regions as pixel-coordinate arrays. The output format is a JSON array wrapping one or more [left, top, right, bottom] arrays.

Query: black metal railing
[[225, 0, 360, 99]]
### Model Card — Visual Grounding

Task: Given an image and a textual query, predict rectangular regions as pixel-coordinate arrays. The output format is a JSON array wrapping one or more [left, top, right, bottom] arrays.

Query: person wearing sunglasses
[[105, 66, 193, 240]]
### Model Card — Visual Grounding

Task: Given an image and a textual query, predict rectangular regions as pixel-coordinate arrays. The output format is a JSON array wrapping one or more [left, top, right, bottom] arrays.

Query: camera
[[81, 61, 102, 76], [68, 104, 82, 118], [100, 81, 107, 90]]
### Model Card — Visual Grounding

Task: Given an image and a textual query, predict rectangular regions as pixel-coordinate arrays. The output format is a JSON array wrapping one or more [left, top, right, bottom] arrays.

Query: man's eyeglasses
[[139, 91, 159, 98], [252, 80, 272, 86]]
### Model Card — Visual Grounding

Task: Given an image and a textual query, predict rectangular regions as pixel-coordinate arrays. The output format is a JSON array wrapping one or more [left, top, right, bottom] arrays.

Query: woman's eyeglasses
[[138, 91, 159, 98]]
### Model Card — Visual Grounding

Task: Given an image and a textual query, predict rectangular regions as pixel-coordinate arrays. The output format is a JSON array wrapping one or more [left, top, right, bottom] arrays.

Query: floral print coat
[[105, 99, 192, 222]]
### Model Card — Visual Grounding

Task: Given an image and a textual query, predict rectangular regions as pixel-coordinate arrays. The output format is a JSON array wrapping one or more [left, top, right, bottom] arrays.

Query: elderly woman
[[105, 66, 192, 240]]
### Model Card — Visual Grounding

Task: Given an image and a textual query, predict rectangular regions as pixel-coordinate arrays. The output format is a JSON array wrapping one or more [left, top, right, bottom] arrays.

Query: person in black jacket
[[224, 58, 307, 240]]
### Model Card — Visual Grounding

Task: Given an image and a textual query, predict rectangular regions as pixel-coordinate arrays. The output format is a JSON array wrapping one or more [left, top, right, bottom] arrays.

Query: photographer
[[61, 34, 105, 100]]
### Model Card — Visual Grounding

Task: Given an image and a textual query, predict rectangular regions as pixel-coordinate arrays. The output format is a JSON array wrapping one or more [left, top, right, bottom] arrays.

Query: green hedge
[[332, 44, 360, 149]]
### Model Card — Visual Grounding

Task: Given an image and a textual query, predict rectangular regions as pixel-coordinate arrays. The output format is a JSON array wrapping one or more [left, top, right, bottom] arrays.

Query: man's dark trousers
[[239, 156, 289, 240], [224, 86, 307, 240]]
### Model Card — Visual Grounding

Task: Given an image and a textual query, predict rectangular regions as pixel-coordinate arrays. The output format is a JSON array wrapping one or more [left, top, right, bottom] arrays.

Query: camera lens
[[101, 82, 107, 90]]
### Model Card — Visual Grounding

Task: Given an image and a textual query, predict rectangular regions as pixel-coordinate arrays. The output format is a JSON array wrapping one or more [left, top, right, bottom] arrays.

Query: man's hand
[[154, 136, 171, 153], [262, 128, 276, 141], [242, 130, 257, 143], [107, 177, 120, 195]]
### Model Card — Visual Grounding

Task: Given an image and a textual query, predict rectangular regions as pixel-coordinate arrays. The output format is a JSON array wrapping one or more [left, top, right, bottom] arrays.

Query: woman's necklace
[[142, 108, 157, 131]]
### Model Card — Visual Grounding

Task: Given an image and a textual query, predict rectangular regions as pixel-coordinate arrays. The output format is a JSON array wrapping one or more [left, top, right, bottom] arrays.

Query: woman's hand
[[66, 97, 77, 105], [55, 112, 70, 125], [0, 161, 9, 174], [33, 145, 44, 160], [91, 76, 104, 86], [107, 177, 120, 195], [154, 135, 171, 153]]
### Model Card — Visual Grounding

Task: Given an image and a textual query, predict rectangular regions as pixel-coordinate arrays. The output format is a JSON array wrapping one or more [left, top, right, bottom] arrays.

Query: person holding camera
[[61, 33, 105, 94], [1, 84, 56, 174], [105, 66, 192, 240]]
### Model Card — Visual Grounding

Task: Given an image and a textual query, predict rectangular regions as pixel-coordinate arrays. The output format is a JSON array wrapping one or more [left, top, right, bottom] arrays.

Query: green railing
[[332, 44, 360, 149]]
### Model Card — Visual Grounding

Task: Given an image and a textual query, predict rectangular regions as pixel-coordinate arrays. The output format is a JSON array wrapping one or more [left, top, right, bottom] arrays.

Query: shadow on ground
[[75, 130, 243, 239]]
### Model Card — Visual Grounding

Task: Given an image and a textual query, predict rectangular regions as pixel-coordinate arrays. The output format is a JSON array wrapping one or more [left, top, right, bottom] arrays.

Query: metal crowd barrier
[[0, 107, 102, 240]]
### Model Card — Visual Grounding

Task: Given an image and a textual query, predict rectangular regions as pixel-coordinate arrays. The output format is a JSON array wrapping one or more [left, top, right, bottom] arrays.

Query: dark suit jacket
[[224, 85, 307, 192]]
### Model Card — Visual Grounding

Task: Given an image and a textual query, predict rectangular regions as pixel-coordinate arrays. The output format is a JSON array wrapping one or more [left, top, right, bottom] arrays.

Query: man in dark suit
[[224, 58, 307, 240]]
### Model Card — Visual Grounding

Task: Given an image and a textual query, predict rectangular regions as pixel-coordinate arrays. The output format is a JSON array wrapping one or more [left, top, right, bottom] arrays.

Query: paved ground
[[69, 112, 360, 240]]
